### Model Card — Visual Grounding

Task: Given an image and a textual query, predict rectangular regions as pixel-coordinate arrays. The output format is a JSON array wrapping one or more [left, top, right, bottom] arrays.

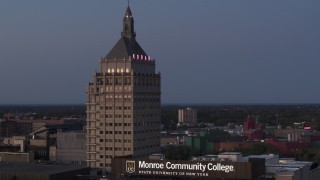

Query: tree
[[161, 145, 192, 160]]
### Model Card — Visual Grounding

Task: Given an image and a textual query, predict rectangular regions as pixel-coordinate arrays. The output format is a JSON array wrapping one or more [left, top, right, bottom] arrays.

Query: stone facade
[[86, 6, 161, 172]]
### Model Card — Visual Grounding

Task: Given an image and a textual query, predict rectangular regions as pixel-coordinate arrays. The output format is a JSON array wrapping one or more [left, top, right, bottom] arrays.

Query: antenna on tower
[[128, 0, 130, 6]]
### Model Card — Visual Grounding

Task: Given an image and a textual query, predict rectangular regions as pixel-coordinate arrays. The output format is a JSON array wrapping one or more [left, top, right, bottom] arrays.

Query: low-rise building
[[184, 136, 214, 154], [54, 130, 86, 166], [245, 154, 320, 180], [0, 119, 17, 137], [274, 129, 305, 140], [0, 152, 34, 163]]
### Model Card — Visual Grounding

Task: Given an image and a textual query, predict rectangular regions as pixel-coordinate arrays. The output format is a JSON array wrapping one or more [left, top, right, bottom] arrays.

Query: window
[[106, 147, 113, 151], [106, 78, 113, 85], [106, 131, 113, 134], [115, 77, 122, 85], [106, 114, 113, 118]]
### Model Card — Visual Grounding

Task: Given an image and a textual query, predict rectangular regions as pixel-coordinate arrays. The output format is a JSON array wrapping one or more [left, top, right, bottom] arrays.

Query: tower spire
[[121, 5, 136, 38]]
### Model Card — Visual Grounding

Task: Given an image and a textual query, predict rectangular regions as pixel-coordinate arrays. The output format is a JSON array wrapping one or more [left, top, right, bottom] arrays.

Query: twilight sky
[[0, 1, 320, 104]]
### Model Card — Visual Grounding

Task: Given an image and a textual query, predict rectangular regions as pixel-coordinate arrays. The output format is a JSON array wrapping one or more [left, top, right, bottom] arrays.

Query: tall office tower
[[86, 6, 161, 171], [178, 108, 197, 126]]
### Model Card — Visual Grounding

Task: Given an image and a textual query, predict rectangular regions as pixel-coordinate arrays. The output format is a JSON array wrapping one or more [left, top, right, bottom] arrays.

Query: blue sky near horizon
[[0, 1, 320, 104]]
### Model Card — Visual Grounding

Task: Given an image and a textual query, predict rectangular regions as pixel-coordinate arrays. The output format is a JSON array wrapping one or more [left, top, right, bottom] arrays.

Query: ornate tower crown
[[106, 6, 147, 60], [122, 6, 136, 38]]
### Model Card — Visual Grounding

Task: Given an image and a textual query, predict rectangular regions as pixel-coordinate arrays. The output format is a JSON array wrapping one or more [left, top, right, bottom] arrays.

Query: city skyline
[[1, 1, 320, 104]]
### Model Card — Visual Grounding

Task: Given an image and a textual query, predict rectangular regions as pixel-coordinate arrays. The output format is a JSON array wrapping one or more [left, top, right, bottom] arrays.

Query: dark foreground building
[[111, 158, 265, 180], [111, 153, 320, 180], [0, 162, 90, 180]]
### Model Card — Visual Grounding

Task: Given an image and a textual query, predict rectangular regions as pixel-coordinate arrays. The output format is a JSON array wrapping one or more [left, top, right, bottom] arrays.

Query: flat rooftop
[[279, 159, 313, 165], [245, 154, 278, 160], [276, 167, 299, 172], [219, 152, 242, 155]]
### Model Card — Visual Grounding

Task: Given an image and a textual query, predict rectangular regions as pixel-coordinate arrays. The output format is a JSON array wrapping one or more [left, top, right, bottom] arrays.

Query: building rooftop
[[276, 167, 299, 172], [278, 158, 313, 166], [246, 154, 278, 160], [106, 6, 147, 60], [106, 37, 147, 60], [219, 152, 242, 155]]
